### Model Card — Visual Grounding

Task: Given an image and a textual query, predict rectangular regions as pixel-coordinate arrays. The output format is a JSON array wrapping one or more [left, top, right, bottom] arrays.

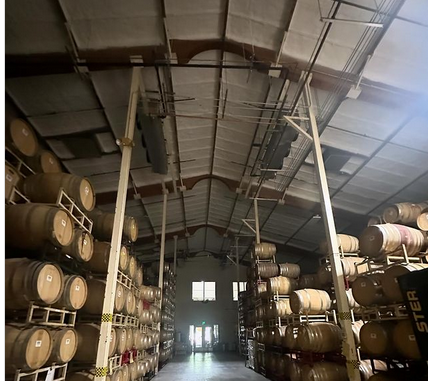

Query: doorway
[[189, 324, 218, 352]]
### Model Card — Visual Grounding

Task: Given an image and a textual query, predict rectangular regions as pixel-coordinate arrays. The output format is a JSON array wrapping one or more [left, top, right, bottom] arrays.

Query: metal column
[[173, 235, 178, 274], [254, 199, 261, 244], [94, 67, 140, 381], [303, 82, 361, 381], [156, 191, 168, 373]]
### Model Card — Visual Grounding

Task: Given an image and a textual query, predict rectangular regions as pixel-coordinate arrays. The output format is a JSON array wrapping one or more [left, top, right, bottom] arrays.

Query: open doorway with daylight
[[189, 324, 219, 352]]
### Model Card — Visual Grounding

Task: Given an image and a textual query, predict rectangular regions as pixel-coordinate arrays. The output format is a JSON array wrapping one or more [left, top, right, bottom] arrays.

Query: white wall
[[174, 256, 247, 349]]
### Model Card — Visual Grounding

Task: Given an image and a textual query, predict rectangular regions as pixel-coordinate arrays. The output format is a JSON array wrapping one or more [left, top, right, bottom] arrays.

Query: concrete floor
[[155, 352, 266, 381]]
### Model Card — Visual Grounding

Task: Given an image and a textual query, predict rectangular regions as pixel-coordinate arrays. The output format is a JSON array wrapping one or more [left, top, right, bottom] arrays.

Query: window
[[233, 281, 247, 301], [192, 281, 216, 301]]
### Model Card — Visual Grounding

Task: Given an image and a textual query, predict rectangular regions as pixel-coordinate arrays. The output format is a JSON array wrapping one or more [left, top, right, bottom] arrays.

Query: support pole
[[254, 199, 261, 244], [235, 236, 241, 355], [156, 191, 168, 373], [303, 82, 361, 381], [94, 67, 140, 381], [173, 235, 178, 274]]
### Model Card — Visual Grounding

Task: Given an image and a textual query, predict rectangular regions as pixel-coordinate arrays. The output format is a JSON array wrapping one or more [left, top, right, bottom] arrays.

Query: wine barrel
[[22, 173, 95, 212], [341, 257, 369, 281], [265, 327, 276, 346], [273, 326, 287, 346], [360, 321, 396, 357], [278, 263, 300, 278], [320, 234, 359, 254], [47, 328, 78, 364], [5, 163, 21, 202], [5, 324, 52, 373], [119, 246, 130, 272], [7, 118, 39, 157], [111, 368, 123, 381], [125, 328, 133, 351], [89, 211, 138, 242], [256, 262, 279, 278], [5, 258, 64, 309], [317, 263, 332, 285], [383, 202, 427, 225], [368, 216, 383, 227], [140, 285, 154, 302], [85, 241, 110, 273], [346, 289, 361, 311], [393, 319, 420, 360], [305, 362, 348, 381], [352, 320, 364, 346], [352, 274, 388, 306], [368, 373, 400, 381], [417, 212, 428, 231], [289, 361, 302, 381], [121, 365, 129, 381], [133, 329, 142, 350], [135, 266, 143, 287], [254, 242, 276, 259], [290, 289, 331, 314], [271, 299, 292, 318], [267, 276, 297, 295], [74, 324, 115, 362], [115, 283, 125, 313], [297, 322, 342, 353], [67, 371, 111, 381], [383, 263, 428, 303], [151, 286, 162, 300], [52, 275, 87, 311], [6, 204, 74, 249], [128, 361, 137, 381], [124, 289, 136, 316], [126, 256, 136, 279], [298, 274, 320, 289], [25, 150, 62, 174], [62, 229, 94, 262], [81, 279, 105, 315], [360, 360, 388, 381], [277, 355, 291, 377], [115, 327, 127, 354], [257, 283, 268, 298], [359, 224, 425, 259], [283, 325, 299, 349]]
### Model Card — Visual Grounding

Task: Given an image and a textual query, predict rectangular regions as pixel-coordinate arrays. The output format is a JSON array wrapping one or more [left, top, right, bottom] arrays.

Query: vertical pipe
[[303, 82, 360, 381], [254, 199, 261, 244], [173, 235, 178, 274], [94, 68, 140, 381], [156, 191, 168, 373]]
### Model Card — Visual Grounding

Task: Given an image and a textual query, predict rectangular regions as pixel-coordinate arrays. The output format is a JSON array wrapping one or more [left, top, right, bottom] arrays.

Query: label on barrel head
[[83, 240, 87, 245], [395, 278, 398, 283], [22, 128, 28, 136], [85, 186, 89, 195], [118, 290, 122, 297], [35, 340, 42, 347], [46, 275, 52, 282], [75, 285, 80, 291], [49, 158, 54, 164], [65, 339, 70, 345], [370, 333, 377, 339], [6, 174, 12, 182], [409, 335, 416, 341], [61, 219, 66, 227], [361, 282, 366, 287]]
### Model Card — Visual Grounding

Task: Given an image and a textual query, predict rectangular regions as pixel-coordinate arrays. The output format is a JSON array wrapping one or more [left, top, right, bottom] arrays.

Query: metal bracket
[[116, 137, 135, 147]]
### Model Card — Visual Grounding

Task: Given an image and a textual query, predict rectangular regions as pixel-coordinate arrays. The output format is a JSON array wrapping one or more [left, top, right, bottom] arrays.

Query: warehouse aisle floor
[[155, 352, 266, 381]]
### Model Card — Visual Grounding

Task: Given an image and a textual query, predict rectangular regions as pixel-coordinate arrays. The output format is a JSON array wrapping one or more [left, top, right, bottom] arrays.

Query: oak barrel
[[126, 256, 137, 279], [52, 275, 87, 311], [298, 274, 320, 289], [67, 371, 111, 381], [273, 326, 287, 346], [256, 262, 279, 278], [254, 242, 276, 259], [47, 328, 78, 364], [417, 212, 428, 231], [111, 368, 123, 381], [352, 320, 364, 346], [382, 263, 428, 303], [5, 163, 21, 201], [383, 202, 427, 225], [297, 322, 342, 353], [320, 234, 359, 254], [89, 211, 138, 242], [128, 361, 137, 381], [5, 258, 64, 309], [278, 263, 300, 278], [267, 276, 297, 295], [114, 327, 127, 354], [360, 321, 396, 357], [283, 325, 299, 349], [22, 173, 95, 212], [63, 229, 94, 262], [359, 224, 425, 259], [121, 365, 129, 381], [133, 329, 142, 350], [305, 362, 348, 381], [271, 299, 292, 318], [360, 360, 388, 381], [6, 204, 74, 249], [290, 289, 331, 314], [124, 289, 136, 316], [5, 324, 52, 373], [85, 241, 110, 273], [352, 274, 388, 306], [341, 257, 369, 281], [25, 150, 62, 174], [289, 361, 302, 381], [393, 319, 421, 360], [74, 324, 115, 362], [126, 328, 133, 351], [7, 118, 39, 157], [135, 266, 143, 287]]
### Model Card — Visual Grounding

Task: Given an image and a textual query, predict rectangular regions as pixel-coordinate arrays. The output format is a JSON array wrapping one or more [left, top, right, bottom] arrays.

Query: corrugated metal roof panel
[[63, 153, 121, 177]]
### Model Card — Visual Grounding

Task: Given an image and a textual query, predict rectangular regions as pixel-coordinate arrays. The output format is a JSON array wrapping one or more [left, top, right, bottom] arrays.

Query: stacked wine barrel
[[5, 119, 97, 379]]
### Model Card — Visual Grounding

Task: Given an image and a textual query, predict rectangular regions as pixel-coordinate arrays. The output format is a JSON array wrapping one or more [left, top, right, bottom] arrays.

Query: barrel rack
[[14, 363, 68, 381]]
